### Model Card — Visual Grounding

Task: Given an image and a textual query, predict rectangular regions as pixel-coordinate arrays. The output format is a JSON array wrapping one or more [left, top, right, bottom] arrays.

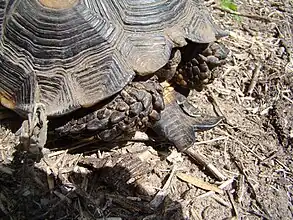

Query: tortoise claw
[[178, 99, 223, 130], [193, 115, 223, 131], [176, 92, 223, 129]]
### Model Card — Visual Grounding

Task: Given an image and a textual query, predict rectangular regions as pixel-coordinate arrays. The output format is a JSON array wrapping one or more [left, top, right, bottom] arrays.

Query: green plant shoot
[[220, 0, 238, 11]]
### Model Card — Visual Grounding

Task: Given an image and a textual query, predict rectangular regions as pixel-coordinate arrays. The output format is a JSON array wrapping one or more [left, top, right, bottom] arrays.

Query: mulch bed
[[0, 0, 292, 219]]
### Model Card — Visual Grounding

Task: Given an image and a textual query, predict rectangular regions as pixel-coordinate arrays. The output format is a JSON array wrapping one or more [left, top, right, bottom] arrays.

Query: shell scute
[[0, 0, 225, 116]]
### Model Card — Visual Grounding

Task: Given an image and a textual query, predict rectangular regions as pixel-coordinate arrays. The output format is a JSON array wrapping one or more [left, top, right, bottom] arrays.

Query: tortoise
[[0, 0, 228, 154]]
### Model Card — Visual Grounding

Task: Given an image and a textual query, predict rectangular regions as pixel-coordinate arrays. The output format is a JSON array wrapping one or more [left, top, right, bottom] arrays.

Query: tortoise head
[[38, 0, 78, 9]]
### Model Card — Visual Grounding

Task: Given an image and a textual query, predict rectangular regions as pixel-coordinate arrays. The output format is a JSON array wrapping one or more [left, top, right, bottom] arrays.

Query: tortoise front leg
[[55, 76, 164, 142], [152, 82, 222, 151]]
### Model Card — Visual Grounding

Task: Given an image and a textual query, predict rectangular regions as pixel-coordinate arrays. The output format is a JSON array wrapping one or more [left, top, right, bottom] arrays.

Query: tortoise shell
[[0, 0, 224, 117]]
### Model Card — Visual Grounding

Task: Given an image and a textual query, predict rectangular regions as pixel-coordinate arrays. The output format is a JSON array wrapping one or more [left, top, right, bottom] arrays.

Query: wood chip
[[213, 194, 231, 207], [246, 62, 262, 96], [53, 191, 72, 204], [190, 208, 202, 220], [47, 173, 55, 192], [176, 172, 223, 194], [0, 164, 14, 175], [0, 194, 8, 215], [197, 178, 235, 199], [184, 148, 227, 181], [236, 174, 245, 203]]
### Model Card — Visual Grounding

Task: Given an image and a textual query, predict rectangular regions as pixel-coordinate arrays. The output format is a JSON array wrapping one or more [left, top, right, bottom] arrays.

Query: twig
[[190, 208, 202, 220], [246, 62, 262, 96], [247, 210, 271, 219], [48, 150, 67, 158], [213, 6, 272, 22], [235, 174, 245, 203], [216, 127, 265, 161], [206, 86, 234, 126], [282, 94, 293, 104], [194, 136, 228, 145], [281, 0, 293, 63], [227, 191, 239, 218], [77, 198, 85, 219], [197, 178, 235, 199], [275, 159, 292, 172], [52, 150, 68, 168], [261, 150, 279, 164], [231, 154, 272, 219], [150, 165, 177, 209], [213, 194, 231, 207], [133, 134, 227, 147], [206, 86, 226, 119], [184, 148, 227, 181]]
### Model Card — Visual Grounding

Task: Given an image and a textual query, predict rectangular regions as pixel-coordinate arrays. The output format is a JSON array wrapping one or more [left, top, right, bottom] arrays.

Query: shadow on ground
[[0, 148, 185, 220]]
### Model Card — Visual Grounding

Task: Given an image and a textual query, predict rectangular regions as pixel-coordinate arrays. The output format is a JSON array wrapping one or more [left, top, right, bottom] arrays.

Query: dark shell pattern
[[0, 0, 222, 117]]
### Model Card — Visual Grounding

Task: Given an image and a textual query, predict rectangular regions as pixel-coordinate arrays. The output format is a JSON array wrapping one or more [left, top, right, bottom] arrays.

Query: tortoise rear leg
[[18, 103, 48, 155], [173, 42, 229, 91], [152, 82, 222, 152]]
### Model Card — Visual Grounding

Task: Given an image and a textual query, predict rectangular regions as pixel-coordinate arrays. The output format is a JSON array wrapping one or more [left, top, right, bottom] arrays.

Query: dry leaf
[[176, 172, 223, 194]]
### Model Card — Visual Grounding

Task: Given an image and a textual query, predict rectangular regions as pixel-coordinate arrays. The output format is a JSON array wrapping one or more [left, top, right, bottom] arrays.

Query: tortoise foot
[[152, 86, 222, 151], [55, 77, 164, 141], [174, 42, 229, 91]]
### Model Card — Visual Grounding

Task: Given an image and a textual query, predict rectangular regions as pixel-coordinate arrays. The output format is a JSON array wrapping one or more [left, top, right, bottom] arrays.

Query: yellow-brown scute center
[[161, 82, 175, 105], [39, 0, 78, 9], [0, 93, 15, 110]]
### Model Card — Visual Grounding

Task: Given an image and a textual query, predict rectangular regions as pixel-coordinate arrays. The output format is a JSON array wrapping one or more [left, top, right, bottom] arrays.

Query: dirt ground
[[0, 0, 292, 219]]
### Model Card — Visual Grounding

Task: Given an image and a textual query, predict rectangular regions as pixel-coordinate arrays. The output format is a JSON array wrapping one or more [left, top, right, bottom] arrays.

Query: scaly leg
[[55, 76, 164, 142], [173, 42, 229, 91], [152, 82, 222, 151]]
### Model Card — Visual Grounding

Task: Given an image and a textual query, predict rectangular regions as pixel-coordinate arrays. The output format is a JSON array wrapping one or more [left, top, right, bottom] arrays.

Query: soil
[[0, 0, 292, 219]]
